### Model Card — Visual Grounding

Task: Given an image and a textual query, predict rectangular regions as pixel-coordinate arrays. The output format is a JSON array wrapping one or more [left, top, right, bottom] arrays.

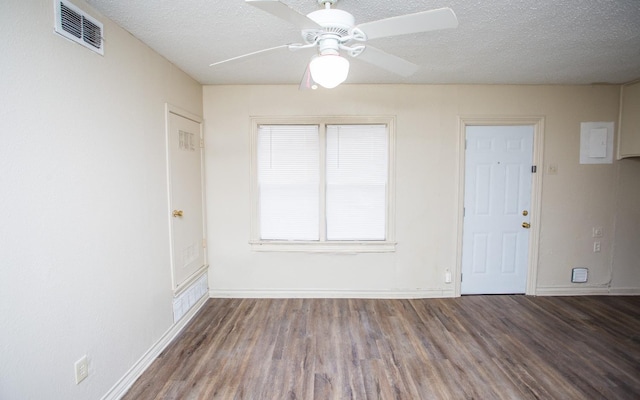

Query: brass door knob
[[522, 222, 530, 229], [172, 210, 184, 218]]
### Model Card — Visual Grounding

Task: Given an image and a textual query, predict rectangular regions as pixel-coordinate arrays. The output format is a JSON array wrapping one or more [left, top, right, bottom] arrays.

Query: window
[[257, 124, 320, 241], [250, 117, 396, 252], [326, 124, 388, 241]]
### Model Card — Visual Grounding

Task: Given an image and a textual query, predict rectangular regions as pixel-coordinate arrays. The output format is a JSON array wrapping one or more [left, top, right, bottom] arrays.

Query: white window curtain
[[257, 125, 319, 240], [326, 124, 388, 240]]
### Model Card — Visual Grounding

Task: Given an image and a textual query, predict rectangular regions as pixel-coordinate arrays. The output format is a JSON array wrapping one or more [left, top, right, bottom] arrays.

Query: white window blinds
[[257, 125, 319, 240], [326, 125, 388, 240], [256, 123, 389, 242]]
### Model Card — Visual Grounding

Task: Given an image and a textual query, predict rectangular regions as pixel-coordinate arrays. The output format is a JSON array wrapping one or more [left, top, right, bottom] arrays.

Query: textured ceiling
[[86, 0, 640, 86]]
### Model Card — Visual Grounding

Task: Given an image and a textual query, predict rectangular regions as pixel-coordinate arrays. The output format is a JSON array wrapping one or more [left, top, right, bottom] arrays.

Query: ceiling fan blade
[[299, 63, 318, 90], [354, 46, 419, 77], [246, 0, 321, 30], [356, 7, 458, 41], [209, 44, 290, 67]]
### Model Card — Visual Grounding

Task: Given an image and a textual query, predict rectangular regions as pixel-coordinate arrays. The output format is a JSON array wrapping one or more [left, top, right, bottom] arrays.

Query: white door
[[461, 125, 534, 294], [168, 111, 206, 291]]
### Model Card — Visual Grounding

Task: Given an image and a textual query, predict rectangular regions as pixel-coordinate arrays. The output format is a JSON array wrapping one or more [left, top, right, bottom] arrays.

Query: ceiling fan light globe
[[309, 55, 350, 89]]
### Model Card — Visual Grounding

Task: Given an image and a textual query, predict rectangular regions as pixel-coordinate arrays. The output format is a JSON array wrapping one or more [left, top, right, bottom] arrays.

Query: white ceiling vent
[[54, 0, 104, 55]]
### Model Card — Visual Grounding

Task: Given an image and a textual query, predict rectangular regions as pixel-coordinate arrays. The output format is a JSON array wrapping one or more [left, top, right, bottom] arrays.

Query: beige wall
[[203, 84, 639, 297], [0, 1, 202, 399]]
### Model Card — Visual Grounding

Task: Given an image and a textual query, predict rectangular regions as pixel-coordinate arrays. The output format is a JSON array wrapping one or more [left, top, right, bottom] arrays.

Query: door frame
[[454, 116, 545, 296], [165, 103, 208, 296]]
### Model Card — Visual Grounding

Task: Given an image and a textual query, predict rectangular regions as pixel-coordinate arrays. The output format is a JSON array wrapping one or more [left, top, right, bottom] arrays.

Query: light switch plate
[[75, 355, 88, 384]]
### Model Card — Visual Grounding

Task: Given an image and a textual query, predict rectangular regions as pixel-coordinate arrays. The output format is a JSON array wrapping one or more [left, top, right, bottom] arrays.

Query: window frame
[[249, 116, 397, 253]]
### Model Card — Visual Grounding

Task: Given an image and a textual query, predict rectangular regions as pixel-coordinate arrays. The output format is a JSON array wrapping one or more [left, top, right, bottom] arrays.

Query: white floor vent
[[54, 0, 104, 55], [571, 268, 589, 283], [172, 274, 208, 323]]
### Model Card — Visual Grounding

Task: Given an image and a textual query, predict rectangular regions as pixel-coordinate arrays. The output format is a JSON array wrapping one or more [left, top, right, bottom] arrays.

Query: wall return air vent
[[54, 0, 104, 55], [571, 267, 589, 283]]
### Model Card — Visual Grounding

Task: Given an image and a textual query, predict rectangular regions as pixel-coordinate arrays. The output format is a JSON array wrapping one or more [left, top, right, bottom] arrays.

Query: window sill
[[249, 240, 397, 253]]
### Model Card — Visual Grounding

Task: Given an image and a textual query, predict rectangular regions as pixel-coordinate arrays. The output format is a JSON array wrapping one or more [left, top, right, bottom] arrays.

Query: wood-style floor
[[123, 296, 640, 399]]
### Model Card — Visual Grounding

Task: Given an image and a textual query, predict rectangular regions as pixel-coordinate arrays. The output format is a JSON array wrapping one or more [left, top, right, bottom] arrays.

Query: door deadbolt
[[522, 222, 530, 229], [172, 210, 184, 218], [522, 210, 528, 216]]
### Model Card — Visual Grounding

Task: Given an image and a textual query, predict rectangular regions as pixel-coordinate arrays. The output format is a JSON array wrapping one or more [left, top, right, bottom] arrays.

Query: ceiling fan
[[210, 0, 458, 89]]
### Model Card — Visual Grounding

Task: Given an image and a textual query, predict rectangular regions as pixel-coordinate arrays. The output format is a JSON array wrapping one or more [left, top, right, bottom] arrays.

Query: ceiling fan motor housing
[[304, 9, 355, 43]]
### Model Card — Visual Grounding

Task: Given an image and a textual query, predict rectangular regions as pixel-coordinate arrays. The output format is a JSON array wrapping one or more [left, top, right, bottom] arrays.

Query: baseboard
[[209, 288, 455, 299], [100, 294, 208, 400], [209, 286, 639, 299], [609, 287, 640, 295], [535, 286, 611, 296]]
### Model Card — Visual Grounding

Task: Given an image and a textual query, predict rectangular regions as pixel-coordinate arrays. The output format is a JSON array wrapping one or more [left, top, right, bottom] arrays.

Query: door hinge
[[463, 207, 466, 217], [465, 139, 467, 150], [202, 238, 207, 248], [531, 165, 537, 173], [461, 273, 463, 282]]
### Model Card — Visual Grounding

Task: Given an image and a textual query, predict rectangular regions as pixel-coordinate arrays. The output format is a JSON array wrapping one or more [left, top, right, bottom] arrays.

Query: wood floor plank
[[122, 296, 640, 399]]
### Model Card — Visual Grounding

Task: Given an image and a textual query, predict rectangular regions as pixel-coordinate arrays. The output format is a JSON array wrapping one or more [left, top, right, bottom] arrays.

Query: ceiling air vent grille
[[54, 0, 104, 55]]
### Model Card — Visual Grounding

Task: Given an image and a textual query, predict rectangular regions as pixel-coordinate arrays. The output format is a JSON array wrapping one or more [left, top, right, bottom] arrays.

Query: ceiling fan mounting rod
[[318, 0, 338, 9]]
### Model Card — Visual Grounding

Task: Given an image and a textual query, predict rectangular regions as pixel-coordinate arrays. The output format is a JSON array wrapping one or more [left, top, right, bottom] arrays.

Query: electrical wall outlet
[[74, 355, 88, 384], [593, 241, 601, 252], [445, 270, 452, 283]]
